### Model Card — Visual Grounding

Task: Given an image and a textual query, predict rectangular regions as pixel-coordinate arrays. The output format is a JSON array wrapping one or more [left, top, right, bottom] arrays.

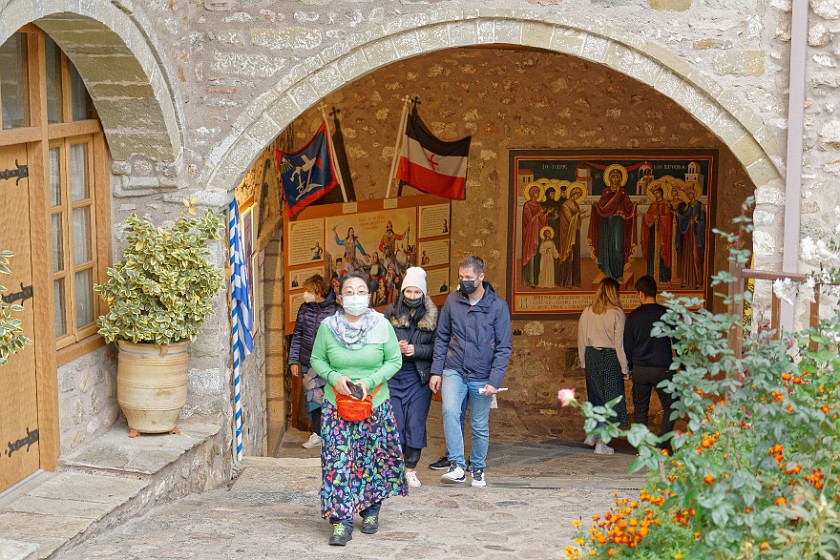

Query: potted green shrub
[[95, 207, 225, 437], [0, 251, 31, 365]]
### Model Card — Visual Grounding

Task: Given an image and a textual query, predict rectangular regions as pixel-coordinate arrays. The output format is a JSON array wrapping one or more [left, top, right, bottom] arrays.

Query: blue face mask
[[342, 294, 369, 316]]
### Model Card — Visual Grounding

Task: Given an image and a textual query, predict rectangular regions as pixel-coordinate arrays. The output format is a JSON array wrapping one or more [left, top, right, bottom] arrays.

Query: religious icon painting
[[507, 149, 717, 316]]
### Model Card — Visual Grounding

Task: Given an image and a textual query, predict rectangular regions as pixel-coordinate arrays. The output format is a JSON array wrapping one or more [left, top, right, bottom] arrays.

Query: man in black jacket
[[623, 275, 675, 437]]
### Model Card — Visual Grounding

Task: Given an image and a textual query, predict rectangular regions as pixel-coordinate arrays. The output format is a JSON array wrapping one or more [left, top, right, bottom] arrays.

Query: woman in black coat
[[384, 267, 438, 488], [289, 274, 337, 448]]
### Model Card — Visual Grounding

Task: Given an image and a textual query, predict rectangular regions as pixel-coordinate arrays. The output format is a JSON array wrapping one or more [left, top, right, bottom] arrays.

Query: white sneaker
[[583, 434, 596, 447], [405, 471, 422, 488], [470, 469, 486, 488], [594, 439, 614, 455], [302, 433, 322, 449], [440, 464, 466, 484]]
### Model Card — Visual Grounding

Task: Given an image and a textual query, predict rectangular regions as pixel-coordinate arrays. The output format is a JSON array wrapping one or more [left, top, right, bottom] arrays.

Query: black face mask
[[459, 280, 478, 296], [404, 297, 423, 308]]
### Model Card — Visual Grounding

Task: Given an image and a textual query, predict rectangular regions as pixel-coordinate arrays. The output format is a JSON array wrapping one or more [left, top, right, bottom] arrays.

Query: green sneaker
[[361, 514, 379, 534], [328, 523, 352, 546]]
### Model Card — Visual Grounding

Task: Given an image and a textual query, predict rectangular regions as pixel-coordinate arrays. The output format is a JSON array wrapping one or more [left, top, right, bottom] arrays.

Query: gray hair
[[459, 255, 486, 275]]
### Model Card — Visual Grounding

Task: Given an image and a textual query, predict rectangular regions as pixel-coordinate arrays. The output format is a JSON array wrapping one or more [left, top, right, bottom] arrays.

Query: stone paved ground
[[55, 402, 645, 559]]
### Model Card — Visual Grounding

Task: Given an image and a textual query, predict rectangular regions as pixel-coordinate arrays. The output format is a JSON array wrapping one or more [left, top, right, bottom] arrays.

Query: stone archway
[[0, 1, 183, 171], [202, 12, 785, 270], [204, 13, 782, 191]]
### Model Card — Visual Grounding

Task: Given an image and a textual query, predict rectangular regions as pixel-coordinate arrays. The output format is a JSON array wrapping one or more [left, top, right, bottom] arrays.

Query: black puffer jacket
[[385, 294, 439, 383], [288, 289, 338, 368]]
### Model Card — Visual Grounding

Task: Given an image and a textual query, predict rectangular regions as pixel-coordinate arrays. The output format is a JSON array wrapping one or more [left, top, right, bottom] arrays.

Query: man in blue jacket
[[429, 256, 512, 488]]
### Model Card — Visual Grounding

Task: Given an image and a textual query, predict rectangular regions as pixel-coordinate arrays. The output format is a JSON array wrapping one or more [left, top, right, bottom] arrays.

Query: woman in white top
[[577, 277, 629, 455]]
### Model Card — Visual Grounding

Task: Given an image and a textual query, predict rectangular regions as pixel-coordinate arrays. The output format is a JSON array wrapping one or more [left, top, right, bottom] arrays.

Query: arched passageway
[[239, 42, 769, 452]]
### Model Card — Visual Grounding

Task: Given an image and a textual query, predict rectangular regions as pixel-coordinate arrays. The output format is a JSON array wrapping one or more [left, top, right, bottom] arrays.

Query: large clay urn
[[116, 340, 190, 437]]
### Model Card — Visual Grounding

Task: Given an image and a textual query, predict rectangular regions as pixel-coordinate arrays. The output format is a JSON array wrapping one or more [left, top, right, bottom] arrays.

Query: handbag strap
[[334, 382, 382, 398]]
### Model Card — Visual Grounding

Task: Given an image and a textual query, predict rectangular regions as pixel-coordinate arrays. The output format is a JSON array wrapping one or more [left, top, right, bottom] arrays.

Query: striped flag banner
[[228, 198, 253, 463], [395, 107, 472, 200]]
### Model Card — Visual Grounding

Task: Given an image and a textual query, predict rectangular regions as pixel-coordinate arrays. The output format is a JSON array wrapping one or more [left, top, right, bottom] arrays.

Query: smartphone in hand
[[348, 382, 364, 400]]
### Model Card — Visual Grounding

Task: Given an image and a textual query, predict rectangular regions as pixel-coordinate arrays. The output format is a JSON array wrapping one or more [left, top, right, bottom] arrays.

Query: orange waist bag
[[334, 385, 382, 422]]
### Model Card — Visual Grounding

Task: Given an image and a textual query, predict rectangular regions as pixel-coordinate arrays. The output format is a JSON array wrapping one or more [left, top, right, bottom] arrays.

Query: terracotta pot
[[116, 340, 190, 435]]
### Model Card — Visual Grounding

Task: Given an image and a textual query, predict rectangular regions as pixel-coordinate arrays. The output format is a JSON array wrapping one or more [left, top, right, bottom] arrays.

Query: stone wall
[[57, 346, 119, 454]]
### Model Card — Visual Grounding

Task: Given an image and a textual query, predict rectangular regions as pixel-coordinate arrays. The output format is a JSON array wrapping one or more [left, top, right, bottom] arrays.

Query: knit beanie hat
[[401, 266, 427, 296]]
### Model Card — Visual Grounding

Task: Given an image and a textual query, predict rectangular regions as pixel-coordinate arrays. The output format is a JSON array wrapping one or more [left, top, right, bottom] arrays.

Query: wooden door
[[0, 142, 40, 493]]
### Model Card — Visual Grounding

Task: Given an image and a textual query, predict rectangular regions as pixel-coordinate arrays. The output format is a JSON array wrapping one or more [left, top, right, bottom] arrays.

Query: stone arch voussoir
[[205, 10, 784, 226], [0, 0, 183, 167]]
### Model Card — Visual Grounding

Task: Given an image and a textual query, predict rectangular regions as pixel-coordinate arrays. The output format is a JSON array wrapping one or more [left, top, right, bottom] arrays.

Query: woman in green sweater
[[309, 272, 406, 546]]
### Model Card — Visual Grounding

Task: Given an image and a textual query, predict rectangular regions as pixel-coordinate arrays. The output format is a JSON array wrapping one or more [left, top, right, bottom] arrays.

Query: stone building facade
[[0, 0, 836, 489]]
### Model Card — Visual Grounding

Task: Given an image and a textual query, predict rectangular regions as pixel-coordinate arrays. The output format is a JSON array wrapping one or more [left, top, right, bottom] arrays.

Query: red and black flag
[[395, 108, 472, 200]]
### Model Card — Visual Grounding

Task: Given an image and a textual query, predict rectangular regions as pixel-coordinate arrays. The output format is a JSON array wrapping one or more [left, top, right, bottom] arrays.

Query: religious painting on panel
[[507, 149, 717, 317]]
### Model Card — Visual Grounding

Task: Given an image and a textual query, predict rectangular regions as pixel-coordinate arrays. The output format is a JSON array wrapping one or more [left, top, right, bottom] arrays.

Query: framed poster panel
[[424, 267, 452, 296], [507, 149, 717, 317], [288, 265, 326, 292], [418, 239, 450, 268], [284, 194, 452, 331], [419, 203, 450, 237], [288, 218, 325, 266]]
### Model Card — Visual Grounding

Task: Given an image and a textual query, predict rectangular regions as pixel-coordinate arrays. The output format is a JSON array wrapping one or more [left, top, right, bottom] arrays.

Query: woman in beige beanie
[[384, 267, 439, 488]]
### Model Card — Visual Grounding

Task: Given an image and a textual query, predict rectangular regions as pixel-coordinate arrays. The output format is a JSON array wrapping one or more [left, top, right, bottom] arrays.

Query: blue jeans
[[441, 369, 493, 471], [445, 393, 468, 459]]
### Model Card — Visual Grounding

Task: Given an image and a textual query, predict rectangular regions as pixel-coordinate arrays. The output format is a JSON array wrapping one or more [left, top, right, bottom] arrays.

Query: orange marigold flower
[[693, 532, 701, 539], [776, 497, 787, 506], [704, 474, 715, 485], [573, 519, 581, 527], [821, 406, 830, 414], [760, 542, 770, 551], [661, 448, 669, 456], [781, 373, 792, 382]]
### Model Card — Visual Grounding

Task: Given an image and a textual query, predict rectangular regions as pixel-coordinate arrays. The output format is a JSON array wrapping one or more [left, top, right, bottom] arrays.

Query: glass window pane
[[75, 269, 93, 328], [49, 147, 61, 207], [0, 33, 30, 129], [54, 279, 66, 337], [70, 143, 89, 200], [72, 207, 91, 265], [52, 214, 64, 272], [70, 63, 94, 121], [44, 36, 62, 124]]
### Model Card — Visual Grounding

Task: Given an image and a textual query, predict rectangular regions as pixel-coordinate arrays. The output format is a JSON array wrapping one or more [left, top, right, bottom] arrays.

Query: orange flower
[[776, 497, 787, 506], [704, 473, 715, 485], [821, 406, 830, 414], [760, 542, 770, 551], [781, 373, 792, 382]]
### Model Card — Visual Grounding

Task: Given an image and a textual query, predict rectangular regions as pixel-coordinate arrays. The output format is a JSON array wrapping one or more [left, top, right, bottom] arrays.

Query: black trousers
[[631, 365, 676, 436]]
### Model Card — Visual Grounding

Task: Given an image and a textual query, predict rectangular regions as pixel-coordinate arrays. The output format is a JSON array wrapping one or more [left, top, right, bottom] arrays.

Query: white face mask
[[303, 291, 317, 303], [342, 294, 369, 316]]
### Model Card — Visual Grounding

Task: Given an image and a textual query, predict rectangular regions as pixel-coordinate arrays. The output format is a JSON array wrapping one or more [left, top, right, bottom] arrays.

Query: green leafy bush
[[0, 251, 31, 365], [562, 201, 840, 559], [94, 209, 225, 346]]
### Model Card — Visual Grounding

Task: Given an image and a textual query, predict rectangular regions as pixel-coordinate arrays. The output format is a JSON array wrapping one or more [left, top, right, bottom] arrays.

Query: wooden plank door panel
[[0, 143, 39, 493]]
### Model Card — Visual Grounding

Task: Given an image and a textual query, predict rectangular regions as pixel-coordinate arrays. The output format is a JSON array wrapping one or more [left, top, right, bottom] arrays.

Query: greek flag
[[229, 198, 252, 462], [229, 198, 254, 358]]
